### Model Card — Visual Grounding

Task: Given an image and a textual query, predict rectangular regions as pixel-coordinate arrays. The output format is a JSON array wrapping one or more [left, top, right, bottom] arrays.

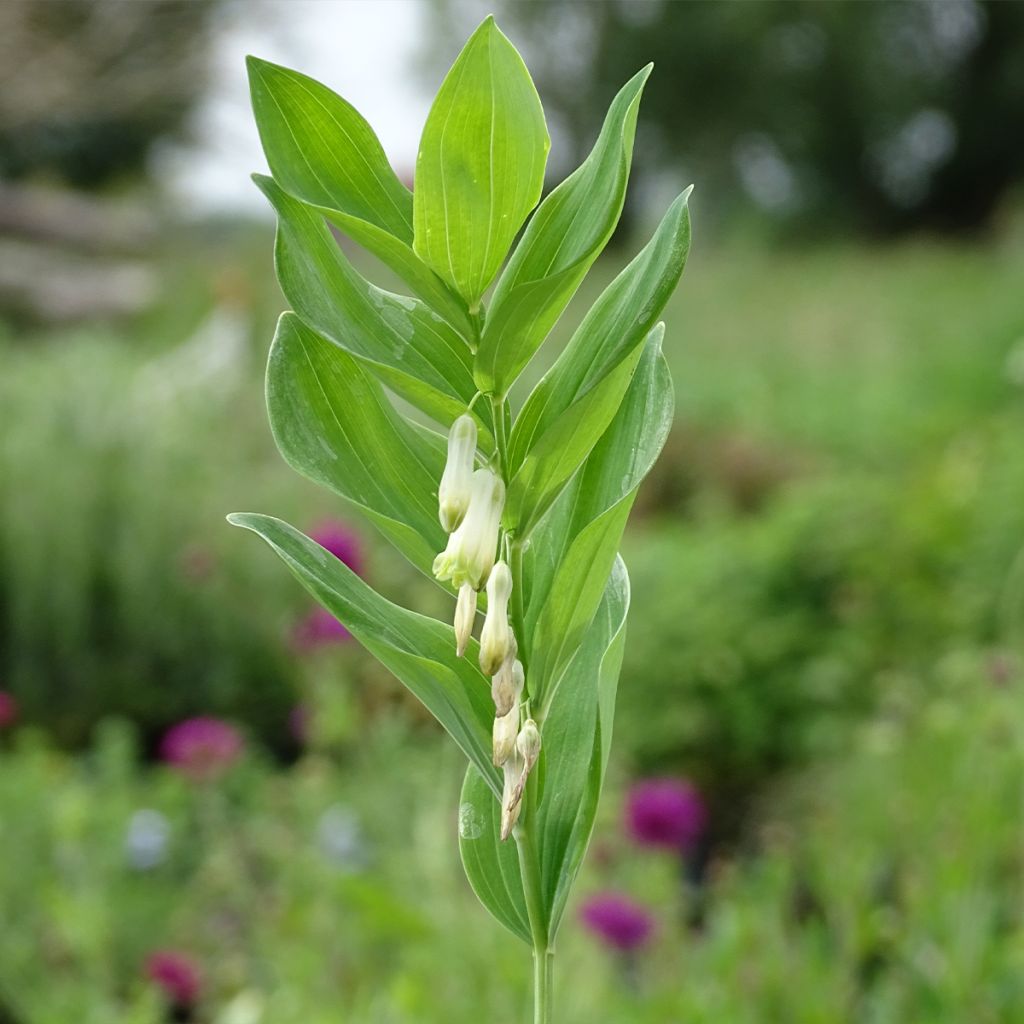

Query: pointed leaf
[[228, 514, 499, 794], [265, 312, 447, 576], [509, 188, 691, 473], [473, 66, 650, 396], [458, 767, 531, 944], [248, 57, 413, 241], [528, 337, 674, 709], [413, 16, 549, 305], [256, 175, 492, 444], [456, 562, 630, 945]]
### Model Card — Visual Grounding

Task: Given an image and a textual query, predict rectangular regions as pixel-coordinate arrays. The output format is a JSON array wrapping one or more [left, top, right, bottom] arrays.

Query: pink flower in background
[[290, 520, 363, 652], [291, 606, 352, 650], [625, 777, 707, 852], [580, 893, 655, 951], [310, 520, 363, 575], [146, 950, 201, 1007], [0, 691, 17, 729], [160, 717, 242, 780]]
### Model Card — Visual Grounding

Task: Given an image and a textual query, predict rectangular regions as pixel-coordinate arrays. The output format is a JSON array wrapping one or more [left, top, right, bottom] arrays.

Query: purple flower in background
[[291, 606, 352, 650], [625, 777, 707, 852], [146, 950, 201, 1007], [160, 717, 242, 781], [310, 520, 363, 575], [580, 892, 655, 951], [0, 691, 17, 729], [290, 520, 363, 652]]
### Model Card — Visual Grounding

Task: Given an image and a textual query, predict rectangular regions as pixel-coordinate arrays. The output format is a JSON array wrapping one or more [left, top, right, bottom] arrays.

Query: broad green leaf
[[527, 336, 674, 709], [509, 188, 691, 474], [265, 312, 447, 577], [413, 16, 549, 306], [473, 65, 651, 396], [248, 57, 413, 241], [227, 513, 500, 795], [457, 561, 630, 945], [458, 767, 532, 945], [503, 330, 651, 535], [318, 207, 476, 340], [255, 175, 493, 446], [537, 560, 629, 935]]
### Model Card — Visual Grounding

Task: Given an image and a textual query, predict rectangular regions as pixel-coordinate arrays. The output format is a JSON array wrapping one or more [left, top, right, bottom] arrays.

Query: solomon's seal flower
[[438, 413, 478, 531], [453, 582, 478, 657], [479, 560, 514, 675], [491, 657, 524, 717], [432, 468, 504, 590]]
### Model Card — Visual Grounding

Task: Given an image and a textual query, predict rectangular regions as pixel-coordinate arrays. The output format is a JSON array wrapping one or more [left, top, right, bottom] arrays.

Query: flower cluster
[[432, 414, 540, 840], [160, 716, 243, 781]]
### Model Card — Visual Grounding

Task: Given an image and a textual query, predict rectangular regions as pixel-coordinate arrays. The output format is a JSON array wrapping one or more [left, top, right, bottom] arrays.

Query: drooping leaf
[[527, 335, 674, 709], [227, 513, 500, 795], [248, 57, 413, 241], [414, 16, 549, 306], [255, 175, 492, 445], [473, 66, 651, 396], [508, 188, 691, 474], [265, 312, 447, 577]]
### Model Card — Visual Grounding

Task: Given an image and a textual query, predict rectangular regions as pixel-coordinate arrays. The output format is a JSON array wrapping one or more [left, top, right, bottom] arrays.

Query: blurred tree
[[0, 0, 221, 188], [424, 0, 1024, 235]]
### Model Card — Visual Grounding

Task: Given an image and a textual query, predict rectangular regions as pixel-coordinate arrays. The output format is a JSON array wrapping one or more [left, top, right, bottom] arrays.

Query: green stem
[[514, 811, 553, 1024], [489, 395, 509, 476], [510, 538, 529, 678]]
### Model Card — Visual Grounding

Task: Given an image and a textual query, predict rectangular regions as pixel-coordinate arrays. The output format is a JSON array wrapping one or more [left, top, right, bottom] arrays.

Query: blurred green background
[[1, 1, 1023, 1021]]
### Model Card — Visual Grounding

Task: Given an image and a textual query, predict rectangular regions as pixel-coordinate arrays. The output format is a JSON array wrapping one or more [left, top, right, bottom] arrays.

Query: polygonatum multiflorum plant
[[230, 16, 690, 1021]]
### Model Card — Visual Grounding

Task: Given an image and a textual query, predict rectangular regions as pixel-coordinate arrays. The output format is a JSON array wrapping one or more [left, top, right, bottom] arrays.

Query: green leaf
[[509, 188, 691, 475], [457, 562, 630, 945], [265, 312, 447, 577], [318, 207, 476, 340], [255, 174, 492, 445], [247, 56, 414, 241], [473, 65, 651, 396], [458, 768, 532, 944], [413, 16, 549, 306], [503, 331, 650, 536], [527, 334, 674, 709], [537, 560, 629, 935], [227, 513, 500, 795]]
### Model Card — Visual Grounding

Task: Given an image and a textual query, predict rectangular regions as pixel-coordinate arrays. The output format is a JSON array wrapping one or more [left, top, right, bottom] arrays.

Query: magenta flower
[[146, 950, 201, 1007], [291, 606, 352, 650], [310, 520, 363, 575], [160, 717, 242, 780], [0, 691, 17, 729], [625, 777, 707, 852], [580, 892, 655, 951]]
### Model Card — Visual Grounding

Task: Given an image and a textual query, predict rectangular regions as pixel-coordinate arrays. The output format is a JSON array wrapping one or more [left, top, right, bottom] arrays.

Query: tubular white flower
[[491, 658, 524, 717], [492, 704, 519, 767], [516, 718, 541, 774], [432, 469, 504, 590], [479, 561, 513, 675], [437, 414, 478, 532], [453, 583, 477, 657], [500, 752, 524, 841]]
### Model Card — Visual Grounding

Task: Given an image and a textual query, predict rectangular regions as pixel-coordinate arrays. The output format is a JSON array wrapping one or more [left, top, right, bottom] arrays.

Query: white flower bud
[[492, 704, 519, 767], [453, 583, 477, 657], [438, 414, 477, 532], [479, 561, 513, 675], [516, 718, 541, 774], [491, 658, 524, 717], [500, 753, 524, 841], [432, 469, 504, 591]]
